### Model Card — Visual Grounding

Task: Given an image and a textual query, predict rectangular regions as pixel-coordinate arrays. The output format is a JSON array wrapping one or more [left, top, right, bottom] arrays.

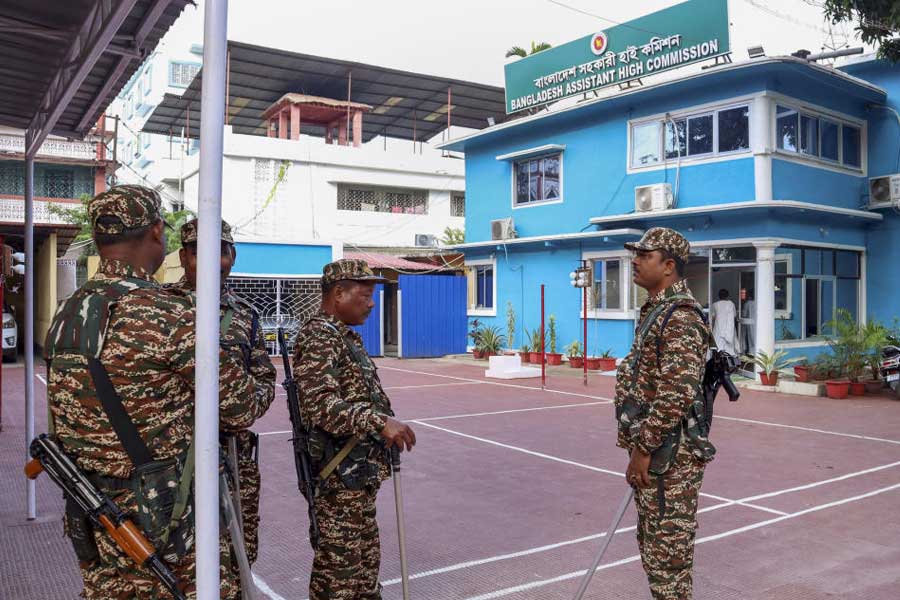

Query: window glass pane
[[836, 251, 859, 278], [515, 161, 529, 204], [800, 114, 818, 155], [820, 120, 839, 161], [664, 119, 686, 159], [712, 246, 755, 263], [632, 122, 660, 166], [821, 279, 835, 336], [717, 106, 749, 152], [804, 249, 822, 275], [528, 159, 540, 202], [776, 105, 798, 152], [836, 279, 858, 323], [542, 155, 560, 200], [775, 278, 803, 340], [476, 266, 493, 308], [685, 254, 709, 308], [688, 114, 713, 155], [606, 260, 621, 309], [820, 250, 835, 275], [842, 125, 861, 167]]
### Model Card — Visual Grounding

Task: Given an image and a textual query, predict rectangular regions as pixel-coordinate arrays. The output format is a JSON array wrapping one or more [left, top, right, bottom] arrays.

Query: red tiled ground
[[2, 356, 900, 599]]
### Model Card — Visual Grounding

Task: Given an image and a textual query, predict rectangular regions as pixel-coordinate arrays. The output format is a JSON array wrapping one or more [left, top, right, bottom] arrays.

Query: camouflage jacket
[[44, 259, 257, 479], [293, 309, 391, 443], [614, 279, 709, 455], [169, 277, 276, 426]]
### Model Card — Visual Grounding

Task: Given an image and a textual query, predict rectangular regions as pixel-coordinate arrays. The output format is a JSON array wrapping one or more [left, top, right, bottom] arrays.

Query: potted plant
[[826, 309, 871, 395], [469, 319, 483, 358], [825, 379, 851, 399], [506, 301, 517, 356], [478, 326, 506, 359], [597, 349, 616, 371], [545, 315, 563, 365], [811, 353, 837, 381], [585, 354, 603, 370], [793, 360, 810, 382], [862, 319, 889, 393], [566, 340, 584, 368], [745, 349, 801, 386], [529, 328, 545, 364]]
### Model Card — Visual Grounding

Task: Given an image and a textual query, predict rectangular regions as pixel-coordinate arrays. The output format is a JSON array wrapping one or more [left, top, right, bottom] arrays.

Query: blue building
[[441, 54, 900, 374]]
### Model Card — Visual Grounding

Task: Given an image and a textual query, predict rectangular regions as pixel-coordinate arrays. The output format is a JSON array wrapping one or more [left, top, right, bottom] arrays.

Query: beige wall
[[35, 233, 57, 347]]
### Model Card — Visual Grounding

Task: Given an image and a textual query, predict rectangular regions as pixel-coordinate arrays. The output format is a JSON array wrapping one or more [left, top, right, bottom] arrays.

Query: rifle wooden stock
[[24, 458, 43, 480], [97, 514, 155, 565]]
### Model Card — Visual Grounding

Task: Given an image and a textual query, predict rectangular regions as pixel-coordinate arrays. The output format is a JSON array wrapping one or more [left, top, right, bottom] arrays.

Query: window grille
[[0, 164, 93, 198], [169, 62, 200, 87], [451, 193, 465, 217], [337, 184, 428, 214], [226, 277, 322, 355]]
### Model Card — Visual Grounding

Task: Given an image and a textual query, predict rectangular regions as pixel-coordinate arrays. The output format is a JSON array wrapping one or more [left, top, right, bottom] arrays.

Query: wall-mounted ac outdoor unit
[[414, 234, 438, 247], [491, 218, 517, 240], [634, 183, 673, 212], [868, 174, 900, 208]]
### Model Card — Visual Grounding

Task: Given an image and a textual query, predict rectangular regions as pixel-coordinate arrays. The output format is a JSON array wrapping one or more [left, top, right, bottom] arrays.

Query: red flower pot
[[793, 366, 809, 382], [865, 380, 884, 394], [849, 381, 866, 396], [598, 358, 617, 372], [519, 352, 530, 364], [760, 372, 779, 386], [585, 357, 603, 370], [825, 380, 850, 399], [529, 352, 544, 364], [546, 353, 563, 366], [569, 357, 584, 368], [473, 349, 484, 359]]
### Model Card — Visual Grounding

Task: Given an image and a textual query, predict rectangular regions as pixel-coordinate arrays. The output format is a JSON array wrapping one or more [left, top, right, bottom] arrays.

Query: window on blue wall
[[800, 114, 818, 156], [842, 125, 861, 168], [688, 114, 713, 155], [514, 153, 561, 206], [591, 258, 622, 310], [632, 122, 661, 166], [664, 119, 686, 159], [820, 119, 839, 161], [717, 106, 750, 152], [776, 105, 798, 152], [475, 266, 494, 309], [169, 61, 200, 88]]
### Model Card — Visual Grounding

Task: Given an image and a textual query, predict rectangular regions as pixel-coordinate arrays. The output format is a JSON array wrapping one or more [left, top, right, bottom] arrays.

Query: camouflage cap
[[624, 227, 690, 262], [180, 219, 234, 245], [89, 185, 168, 236], [322, 259, 388, 286]]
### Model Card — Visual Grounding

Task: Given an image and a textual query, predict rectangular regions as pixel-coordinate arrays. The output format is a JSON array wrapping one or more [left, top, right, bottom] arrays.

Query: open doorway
[[383, 282, 399, 357], [711, 267, 756, 375]]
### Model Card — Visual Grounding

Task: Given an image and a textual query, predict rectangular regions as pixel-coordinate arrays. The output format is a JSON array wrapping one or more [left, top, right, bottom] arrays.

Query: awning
[[142, 40, 509, 143], [346, 251, 448, 271], [449, 228, 645, 250]]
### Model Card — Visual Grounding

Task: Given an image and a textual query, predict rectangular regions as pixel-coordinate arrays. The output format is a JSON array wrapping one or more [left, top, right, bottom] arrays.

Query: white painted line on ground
[[379, 500, 736, 588], [716, 415, 900, 445], [384, 381, 484, 391], [465, 482, 900, 599], [415, 401, 610, 422], [36, 373, 47, 386], [700, 491, 789, 516], [258, 430, 291, 437], [738, 458, 900, 503], [253, 573, 288, 600], [380, 365, 613, 400]]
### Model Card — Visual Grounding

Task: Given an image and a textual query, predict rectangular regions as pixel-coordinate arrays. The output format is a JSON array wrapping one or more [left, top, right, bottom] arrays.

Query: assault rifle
[[277, 327, 321, 550], [25, 434, 185, 600], [701, 349, 741, 431]]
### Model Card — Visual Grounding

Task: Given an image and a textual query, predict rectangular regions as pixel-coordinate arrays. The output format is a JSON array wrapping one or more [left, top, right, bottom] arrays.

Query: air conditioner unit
[[868, 174, 900, 207], [491, 218, 517, 240], [634, 183, 673, 212], [414, 234, 438, 248]]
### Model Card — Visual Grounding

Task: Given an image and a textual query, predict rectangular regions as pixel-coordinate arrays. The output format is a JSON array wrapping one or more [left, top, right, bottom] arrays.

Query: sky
[[167, 0, 874, 89]]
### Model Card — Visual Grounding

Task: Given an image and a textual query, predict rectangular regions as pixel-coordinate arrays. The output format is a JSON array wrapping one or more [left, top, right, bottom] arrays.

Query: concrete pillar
[[278, 109, 288, 139], [338, 117, 348, 146], [751, 95, 773, 203], [325, 123, 333, 145], [754, 241, 779, 374], [352, 110, 362, 147], [290, 105, 301, 140], [56, 257, 77, 301], [267, 118, 276, 138], [35, 233, 57, 353], [94, 166, 107, 194]]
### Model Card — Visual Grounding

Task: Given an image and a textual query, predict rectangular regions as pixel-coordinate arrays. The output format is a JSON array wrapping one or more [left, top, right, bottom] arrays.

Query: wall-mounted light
[[748, 45, 765, 59]]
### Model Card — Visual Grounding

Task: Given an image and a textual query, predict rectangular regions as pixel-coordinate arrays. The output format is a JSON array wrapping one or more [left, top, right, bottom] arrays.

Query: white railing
[[0, 133, 97, 161], [0, 197, 76, 225]]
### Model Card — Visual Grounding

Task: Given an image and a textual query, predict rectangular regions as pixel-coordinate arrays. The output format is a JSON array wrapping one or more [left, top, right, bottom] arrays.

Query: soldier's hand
[[626, 447, 651, 488], [380, 417, 417, 452]]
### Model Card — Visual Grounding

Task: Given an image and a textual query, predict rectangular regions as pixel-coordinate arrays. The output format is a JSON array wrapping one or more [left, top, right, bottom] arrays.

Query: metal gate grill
[[226, 276, 321, 355]]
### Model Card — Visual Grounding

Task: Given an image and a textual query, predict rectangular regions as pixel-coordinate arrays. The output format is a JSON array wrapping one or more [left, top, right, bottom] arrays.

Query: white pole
[[24, 153, 35, 520], [195, 1, 228, 598], [754, 241, 778, 378]]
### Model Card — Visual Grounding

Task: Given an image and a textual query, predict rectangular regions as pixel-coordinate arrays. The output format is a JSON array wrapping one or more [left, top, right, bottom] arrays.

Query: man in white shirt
[[711, 289, 738, 356]]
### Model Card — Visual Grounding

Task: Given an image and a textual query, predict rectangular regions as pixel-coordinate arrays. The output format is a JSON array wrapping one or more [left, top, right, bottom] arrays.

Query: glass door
[[711, 266, 756, 376]]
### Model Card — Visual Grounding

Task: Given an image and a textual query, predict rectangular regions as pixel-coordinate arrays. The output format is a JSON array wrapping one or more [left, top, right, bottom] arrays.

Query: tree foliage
[[505, 41, 553, 58], [822, 0, 900, 62], [441, 226, 465, 245]]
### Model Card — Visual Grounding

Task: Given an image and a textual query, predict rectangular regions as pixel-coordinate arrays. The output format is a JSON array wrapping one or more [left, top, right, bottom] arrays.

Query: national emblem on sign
[[590, 31, 608, 56]]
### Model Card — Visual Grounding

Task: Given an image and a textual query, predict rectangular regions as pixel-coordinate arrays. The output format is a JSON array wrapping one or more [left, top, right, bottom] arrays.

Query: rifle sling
[[318, 436, 361, 482], [87, 357, 153, 467]]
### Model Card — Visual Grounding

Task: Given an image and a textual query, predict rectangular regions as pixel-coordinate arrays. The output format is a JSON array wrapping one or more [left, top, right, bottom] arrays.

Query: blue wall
[[232, 242, 334, 275], [771, 160, 866, 209]]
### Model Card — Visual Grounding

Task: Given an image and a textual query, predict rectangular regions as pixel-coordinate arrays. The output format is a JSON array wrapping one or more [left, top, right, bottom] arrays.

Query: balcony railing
[[0, 133, 97, 161], [0, 197, 77, 225]]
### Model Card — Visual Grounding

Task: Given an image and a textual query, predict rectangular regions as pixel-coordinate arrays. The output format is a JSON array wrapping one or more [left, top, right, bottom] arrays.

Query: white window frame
[[769, 93, 867, 175], [774, 252, 793, 320], [510, 152, 563, 209], [466, 257, 497, 317], [627, 95, 754, 173], [582, 250, 636, 320]]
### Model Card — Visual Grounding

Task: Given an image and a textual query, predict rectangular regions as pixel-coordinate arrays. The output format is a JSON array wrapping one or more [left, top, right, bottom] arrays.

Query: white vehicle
[[3, 303, 17, 362]]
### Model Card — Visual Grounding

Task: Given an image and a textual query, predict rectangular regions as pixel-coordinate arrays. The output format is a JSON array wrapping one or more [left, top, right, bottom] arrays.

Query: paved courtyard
[[2, 357, 900, 599]]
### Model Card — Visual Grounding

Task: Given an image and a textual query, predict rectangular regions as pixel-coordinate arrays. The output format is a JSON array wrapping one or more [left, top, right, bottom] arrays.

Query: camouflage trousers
[[633, 447, 706, 600], [73, 488, 241, 599], [233, 430, 261, 565], [309, 486, 382, 600]]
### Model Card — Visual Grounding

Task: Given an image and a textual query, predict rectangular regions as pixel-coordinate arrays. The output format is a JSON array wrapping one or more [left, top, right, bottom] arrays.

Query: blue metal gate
[[399, 275, 467, 358], [352, 284, 384, 356]]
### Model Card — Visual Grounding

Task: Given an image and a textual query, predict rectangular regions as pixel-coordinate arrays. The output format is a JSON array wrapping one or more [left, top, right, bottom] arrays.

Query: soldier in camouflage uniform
[[293, 259, 417, 600], [615, 227, 715, 600], [44, 186, 260, 599], [171, 219, 276, 565]]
